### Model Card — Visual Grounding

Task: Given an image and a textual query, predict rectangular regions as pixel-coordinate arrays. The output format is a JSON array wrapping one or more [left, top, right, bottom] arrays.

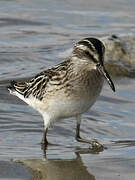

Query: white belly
[[39, 77, 104, 121]]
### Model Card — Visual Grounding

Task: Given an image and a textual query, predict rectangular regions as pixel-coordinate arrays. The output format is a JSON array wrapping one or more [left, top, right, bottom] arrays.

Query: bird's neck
[[70, 56, 96, 75]]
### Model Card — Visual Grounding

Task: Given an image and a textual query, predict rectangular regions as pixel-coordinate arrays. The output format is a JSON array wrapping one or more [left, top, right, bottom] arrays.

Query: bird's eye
[[85, 50, 97, 63], [96, 63, 101, 68], [85, 51, 90, 56]]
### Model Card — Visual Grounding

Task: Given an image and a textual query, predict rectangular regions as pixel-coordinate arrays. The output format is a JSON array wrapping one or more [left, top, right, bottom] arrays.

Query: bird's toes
[[90, 139, 106, 152]]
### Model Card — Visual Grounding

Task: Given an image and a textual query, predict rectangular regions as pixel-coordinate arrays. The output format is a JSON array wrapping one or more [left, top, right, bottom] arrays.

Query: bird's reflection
[[23, 147, 96, 180], [25, 139, 135, 180]]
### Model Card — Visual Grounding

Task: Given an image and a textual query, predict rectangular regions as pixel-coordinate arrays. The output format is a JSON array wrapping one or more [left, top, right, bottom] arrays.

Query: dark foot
[[76, 136, 106, 151], [41, 142, 48, 151], [41, 137, 48, 144], [89, 139, 106, 151], [41, 128, 48, 149], [41, 137, 48, 150]]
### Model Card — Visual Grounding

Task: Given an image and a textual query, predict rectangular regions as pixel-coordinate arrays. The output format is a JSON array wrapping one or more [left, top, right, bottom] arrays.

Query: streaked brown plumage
[[8, 37, 115, 151]]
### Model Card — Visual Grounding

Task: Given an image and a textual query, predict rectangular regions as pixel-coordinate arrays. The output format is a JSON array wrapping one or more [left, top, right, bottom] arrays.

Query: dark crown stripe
[[84, 38, 105, 59]]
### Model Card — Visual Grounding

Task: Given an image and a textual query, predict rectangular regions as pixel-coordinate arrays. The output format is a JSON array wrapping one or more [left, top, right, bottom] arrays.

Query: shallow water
[[0, 0, 135, 179]]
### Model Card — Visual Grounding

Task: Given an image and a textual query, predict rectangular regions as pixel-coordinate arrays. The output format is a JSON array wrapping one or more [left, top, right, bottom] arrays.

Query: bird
[[8, 37, 115, 150]]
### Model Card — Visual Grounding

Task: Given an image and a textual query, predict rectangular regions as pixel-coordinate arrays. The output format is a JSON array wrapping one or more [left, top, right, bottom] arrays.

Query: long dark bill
[[98, 65, 115, 92]]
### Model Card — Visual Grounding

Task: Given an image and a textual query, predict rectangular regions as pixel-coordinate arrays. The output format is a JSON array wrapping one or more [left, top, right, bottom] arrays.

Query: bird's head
[[72, 38, 115, 92]]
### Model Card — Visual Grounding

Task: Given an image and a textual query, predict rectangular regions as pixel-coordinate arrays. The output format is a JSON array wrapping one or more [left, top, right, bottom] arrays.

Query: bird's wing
[[9, 60, 69, 100]]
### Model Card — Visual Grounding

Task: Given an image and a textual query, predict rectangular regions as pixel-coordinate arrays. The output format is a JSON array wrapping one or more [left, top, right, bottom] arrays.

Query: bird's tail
[[8, 80, 27, 96]]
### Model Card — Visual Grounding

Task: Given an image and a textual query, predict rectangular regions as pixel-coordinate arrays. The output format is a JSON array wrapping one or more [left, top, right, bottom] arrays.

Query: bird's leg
[[41, 128, 48, 148], [76, 115, 81, 140], [75, 115, 104, 150]]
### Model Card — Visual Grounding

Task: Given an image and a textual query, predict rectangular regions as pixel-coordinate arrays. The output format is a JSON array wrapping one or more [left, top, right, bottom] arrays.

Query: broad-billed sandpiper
[[8, 38, 115, 150]]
